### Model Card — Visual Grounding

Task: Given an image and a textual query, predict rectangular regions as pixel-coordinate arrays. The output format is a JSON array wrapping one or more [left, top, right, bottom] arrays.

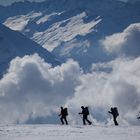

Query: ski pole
[[79, 113, 82, 119]]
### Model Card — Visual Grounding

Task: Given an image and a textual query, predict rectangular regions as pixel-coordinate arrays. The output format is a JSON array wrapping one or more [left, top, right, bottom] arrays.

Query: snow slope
[[0, 124, 140, 140], [32, 12, 102, 51], [0, 23, 60, 78]]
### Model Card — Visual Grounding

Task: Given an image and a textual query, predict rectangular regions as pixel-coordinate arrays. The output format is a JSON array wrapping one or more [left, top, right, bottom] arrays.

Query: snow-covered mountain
[[0, 0, 140, 69], [0, 23, 60, 78]]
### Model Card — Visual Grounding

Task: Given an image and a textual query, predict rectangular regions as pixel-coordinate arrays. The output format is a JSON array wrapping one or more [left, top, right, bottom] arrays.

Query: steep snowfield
[[4, 12, 42, 31], [3, 11, 102, 51], [0, 124, 140, 140], [0, 23, 60, 77], [32, 12, 102, 51]]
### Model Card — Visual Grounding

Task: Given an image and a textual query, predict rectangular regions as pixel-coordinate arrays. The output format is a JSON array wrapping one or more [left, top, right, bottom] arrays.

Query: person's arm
[[58, 111, 62, 116], [108, 111, 112, 114], [79, 112, 83, 114]]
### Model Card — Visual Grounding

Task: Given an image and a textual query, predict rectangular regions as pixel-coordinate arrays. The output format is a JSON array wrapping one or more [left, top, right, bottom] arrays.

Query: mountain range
[[0, 0, 140, 72]]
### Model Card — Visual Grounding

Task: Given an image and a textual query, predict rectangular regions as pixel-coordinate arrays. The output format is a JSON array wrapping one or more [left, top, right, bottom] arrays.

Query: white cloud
[[0, 54, 82, 123], [66, 57, 140, 125], [0, 54, 140, 125], [100, 23, 140, 57]]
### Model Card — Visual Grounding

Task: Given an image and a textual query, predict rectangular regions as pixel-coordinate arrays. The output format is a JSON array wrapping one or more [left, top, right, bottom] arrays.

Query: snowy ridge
[[3, 11, 102, 51], [32, 12, 102, 51], [4, 12, 42, 31]]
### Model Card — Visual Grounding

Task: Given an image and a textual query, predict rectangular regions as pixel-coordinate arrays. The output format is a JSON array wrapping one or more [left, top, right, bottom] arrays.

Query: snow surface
[[36, 12, 64, 25], [0, 124, 140, 140], [4, 12, 42, 31]]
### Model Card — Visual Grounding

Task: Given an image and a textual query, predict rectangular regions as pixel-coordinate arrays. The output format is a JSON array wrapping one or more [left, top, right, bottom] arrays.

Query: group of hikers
[[59, 106, 120, 126]]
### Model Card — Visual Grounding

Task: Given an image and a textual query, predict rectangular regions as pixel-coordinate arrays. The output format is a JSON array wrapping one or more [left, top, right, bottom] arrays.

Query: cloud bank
[[0, 53, 140, 125], [0, 17, 140, 125], [0, 54, 82, 123], [101, 23, 140, 57], [66, 57, 140, 125]]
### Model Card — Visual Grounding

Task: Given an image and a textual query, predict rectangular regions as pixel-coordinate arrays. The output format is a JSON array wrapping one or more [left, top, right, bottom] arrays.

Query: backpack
[[63, 108, 68, 116], [113, 107, 119, 117], [84, 107, 89, 115]]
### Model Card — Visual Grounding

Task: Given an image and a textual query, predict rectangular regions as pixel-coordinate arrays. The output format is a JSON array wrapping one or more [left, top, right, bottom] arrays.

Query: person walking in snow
[[59, 107, 68, 125], [108, 107, 119, 126], [79, 106, 92, 125]]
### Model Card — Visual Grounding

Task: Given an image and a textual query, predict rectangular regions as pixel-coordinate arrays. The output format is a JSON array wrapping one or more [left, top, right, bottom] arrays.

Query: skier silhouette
[[108, 107, 119, 126], [59, 107, 68, 125], [79, 106, 92, 125]]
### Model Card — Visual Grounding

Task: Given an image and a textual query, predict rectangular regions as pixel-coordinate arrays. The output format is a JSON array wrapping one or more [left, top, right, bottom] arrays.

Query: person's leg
[[64, 116, 68, 125], [113, 117, 118, 126], [85, 115, 92, 125], [60, 117, 64, 125], [83, 115, 86, 125]]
